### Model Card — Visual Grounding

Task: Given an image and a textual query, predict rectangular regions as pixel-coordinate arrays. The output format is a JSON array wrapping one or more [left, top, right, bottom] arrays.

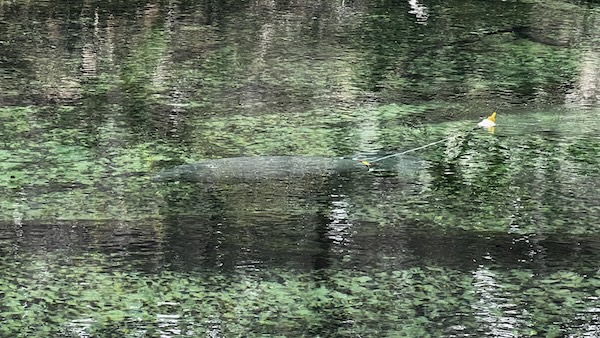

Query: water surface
[[0, 0, 600, 336]]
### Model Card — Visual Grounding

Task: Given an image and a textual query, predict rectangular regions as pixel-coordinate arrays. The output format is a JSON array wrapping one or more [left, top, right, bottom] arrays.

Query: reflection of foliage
[[352, 0, 579, 104], [0, 253, 599, 337], [119, 28, 168, 140]]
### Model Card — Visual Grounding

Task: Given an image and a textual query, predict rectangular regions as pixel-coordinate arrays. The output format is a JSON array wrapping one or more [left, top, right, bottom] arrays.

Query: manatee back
[[154, 156, 365, 183]]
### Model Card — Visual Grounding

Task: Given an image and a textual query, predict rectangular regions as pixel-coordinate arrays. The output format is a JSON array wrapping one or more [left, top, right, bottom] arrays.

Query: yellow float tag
[[478, 112, 497, 129]]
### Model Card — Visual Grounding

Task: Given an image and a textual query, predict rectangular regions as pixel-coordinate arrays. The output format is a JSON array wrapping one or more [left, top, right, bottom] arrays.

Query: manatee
[[153, 156, 370, 183]]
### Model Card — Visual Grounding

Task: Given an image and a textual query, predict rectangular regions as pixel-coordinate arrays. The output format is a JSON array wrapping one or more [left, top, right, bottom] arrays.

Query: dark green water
[[1, 0, 599, 336]]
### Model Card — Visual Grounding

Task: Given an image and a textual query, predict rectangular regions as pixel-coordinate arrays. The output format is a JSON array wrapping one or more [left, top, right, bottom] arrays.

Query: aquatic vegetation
[[0, 253, 599, 337]]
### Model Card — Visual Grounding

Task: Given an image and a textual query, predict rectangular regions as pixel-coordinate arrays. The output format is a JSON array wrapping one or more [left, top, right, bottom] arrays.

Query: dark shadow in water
[[312, 210, 335, 270], [156, 170, 364, 272], [350, 228, 600, 275], [2, 217, 600, 277]]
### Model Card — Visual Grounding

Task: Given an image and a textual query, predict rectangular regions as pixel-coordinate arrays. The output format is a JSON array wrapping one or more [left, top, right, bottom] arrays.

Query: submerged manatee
[[153, 156, 370, 182]]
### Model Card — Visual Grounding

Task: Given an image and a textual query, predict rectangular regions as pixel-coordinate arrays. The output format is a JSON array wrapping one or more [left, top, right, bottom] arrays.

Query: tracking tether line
[[363, 112, 497, 165], [367, 137, 449, 164]]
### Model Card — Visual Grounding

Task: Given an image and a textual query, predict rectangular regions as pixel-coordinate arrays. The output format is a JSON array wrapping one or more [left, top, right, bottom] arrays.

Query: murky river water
[[0, 0, 599, 336]]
